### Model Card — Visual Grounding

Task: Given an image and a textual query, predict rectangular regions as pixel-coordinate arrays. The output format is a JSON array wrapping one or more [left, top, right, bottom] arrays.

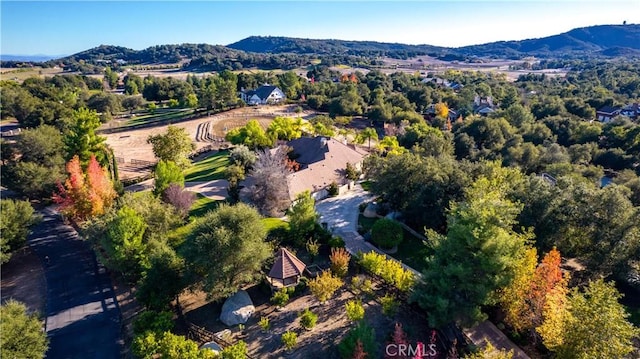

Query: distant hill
[[456, 24, 640, 57], [7, 24, 637, 72], [45, 43, 378, 72], [227, 36, 447, 59], [229, 24, 640, 59]]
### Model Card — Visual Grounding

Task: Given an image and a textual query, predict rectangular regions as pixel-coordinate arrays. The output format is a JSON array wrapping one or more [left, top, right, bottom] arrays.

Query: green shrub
[[338, 322, 376, 358], [220, 340, 247, 359], [132, 310, 174, 336], [328, 236, 346, 248], [350, 276, 374, 298], [381, 294, 399, 317], [281, 331, 298, 351], [327, 181, 339, 196], [306, 239, 320, 259], [371, 218, 403, 249], [299, 308, 318, 330], [345, 300, 365, 322], [359, 251, 415, 292], [271, 287, 292, 308], [258, 317, 270, 332]]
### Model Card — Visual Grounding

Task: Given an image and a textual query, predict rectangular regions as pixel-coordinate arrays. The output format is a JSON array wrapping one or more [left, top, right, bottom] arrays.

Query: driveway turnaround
[[315, 184, 421, 276], [28, 207, 122, 359]]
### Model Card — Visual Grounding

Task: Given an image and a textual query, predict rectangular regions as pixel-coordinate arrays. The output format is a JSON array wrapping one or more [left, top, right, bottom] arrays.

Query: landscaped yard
[[179, 266, 445, 358], [358, 214, 431, 273], [184, 150, 230, 182]]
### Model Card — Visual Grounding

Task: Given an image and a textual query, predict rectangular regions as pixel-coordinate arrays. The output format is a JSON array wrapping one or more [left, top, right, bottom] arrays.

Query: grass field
[[0, 67, 65, 81], [184, 150, 230, 182]]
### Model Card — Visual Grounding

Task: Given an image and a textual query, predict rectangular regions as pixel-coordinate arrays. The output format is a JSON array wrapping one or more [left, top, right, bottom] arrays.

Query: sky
[[1, 1, 639, 56]]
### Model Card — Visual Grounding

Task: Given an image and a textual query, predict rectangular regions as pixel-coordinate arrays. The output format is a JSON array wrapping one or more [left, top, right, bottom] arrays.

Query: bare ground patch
[[179, 274, 446, 359], [105, 106, 313, 180], [0, 247, 46, 316]]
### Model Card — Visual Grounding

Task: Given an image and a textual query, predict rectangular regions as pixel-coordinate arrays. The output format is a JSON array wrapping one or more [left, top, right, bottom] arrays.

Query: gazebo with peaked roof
[[267, 248, 306, 289]]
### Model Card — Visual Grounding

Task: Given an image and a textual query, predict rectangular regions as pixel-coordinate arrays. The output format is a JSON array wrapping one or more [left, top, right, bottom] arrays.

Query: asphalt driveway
[[28, 207, 122, 359]]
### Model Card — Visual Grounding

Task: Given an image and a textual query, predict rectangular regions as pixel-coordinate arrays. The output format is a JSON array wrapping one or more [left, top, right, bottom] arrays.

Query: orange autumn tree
[[54, 155, 116, 221], [498, 247, 568, 338]]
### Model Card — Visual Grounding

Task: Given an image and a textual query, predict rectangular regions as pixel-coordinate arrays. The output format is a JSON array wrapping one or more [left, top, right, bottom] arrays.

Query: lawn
[[261, 217, 289, 232], [358, 214, 431, 273], [188, 194, 222, 219], [184, 150, 230, 182]]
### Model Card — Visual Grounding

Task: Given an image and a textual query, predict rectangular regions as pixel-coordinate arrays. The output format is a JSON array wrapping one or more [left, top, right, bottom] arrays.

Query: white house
[[240, 85, 285, 105]]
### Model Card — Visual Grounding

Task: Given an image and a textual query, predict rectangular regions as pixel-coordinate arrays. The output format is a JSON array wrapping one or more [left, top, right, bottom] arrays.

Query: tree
[[136, 247, 186, 311], [162, 184, 195, 218], [181, 203, 271, 299], [104, 66, 118, 89], [385, 323, 408, 359], [225, 120, 273, 149], [345, 162, 359, 181], [0, 199, 39, 264], [100, 206, 149, 282], [371, 219, 403, 250], [154, 160, 184, 196], [355, 128, 378, 149], [288, 191, 318, 245], [497, 247, 538, 333], [376, 136, 406, 156], [541, 279, 639, 359], [147, 126, 196, 169], [308, 270, 343, 303], [412, 165, 530, 327], [434, 102, 449, 119], [53, 155, 116, 221], [63, 108, 106, 163], [266, 116, 304, 141], [225, 164, 245, 204], [248, 147, 292, 217], [229, 145, 256, 170], [0, 300, 48, 359]]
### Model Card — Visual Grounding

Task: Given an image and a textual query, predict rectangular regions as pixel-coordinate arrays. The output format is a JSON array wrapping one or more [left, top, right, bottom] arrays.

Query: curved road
[[28, 207, 122, 359]]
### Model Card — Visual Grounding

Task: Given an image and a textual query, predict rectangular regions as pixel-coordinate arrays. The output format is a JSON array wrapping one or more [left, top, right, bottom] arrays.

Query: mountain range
[[3, 24, 639, 69], [227, 24, 640, 58]]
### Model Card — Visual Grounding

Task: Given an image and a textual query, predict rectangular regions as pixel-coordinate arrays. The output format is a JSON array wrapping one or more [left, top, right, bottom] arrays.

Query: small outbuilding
[[266, 248, 306, 289]]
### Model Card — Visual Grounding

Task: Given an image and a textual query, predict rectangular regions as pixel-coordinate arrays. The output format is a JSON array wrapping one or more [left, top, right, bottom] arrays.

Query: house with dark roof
[[240, 84, 285, 105], [596, 106, 621, 122], [286, 136, 367, 200], [473, 95, 495, 116], [267, 248, 306, 289], [621, 103, 639, 120]]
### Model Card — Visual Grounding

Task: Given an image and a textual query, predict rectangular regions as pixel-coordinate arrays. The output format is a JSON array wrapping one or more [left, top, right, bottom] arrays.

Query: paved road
[[28, 207, 122, 359]]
